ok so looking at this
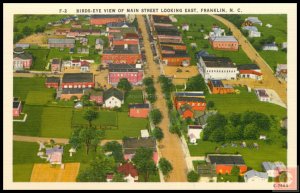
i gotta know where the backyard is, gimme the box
[174,15,252,65]
[26,48,50,71]
[121,90,145,111]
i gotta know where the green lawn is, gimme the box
[121,90,144,111]
[40,107,73,138]
[188,140,287,171]
[25,91,54,105]
[26,49,50,71]
[174,15,252,65]
[13,141,45,182]
[13,105,43,136]
[13,77,54,101]
[240,14,287,70]
[205,86,287,119]
[72,110,118,128]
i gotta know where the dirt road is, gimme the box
[210,15,287,105]
[137,15,188,182]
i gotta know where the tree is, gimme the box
[228,113,241,127]
[117,78,132,92]
[22,26,33,36]
[230,166,240,176]
[243,123,259,140]
[158,158,173,178]
[187,170,199,182]
[225,124,242,141]
[207,101,215,110]
[169,124,181,137]
[77,154,115,182]
[152,127,164,141]
[70,96,78,101]
[79,126,96,155]
[103,141,124,163]
[69,127,82,149]
[147,94,156,103]
[91,130,104,152]
[185,75,208,93]
[210,128,225,142]
[83,110,98,127]
[150,109,163,125]
[145,85,156,95]
[143,77,154,86]
[112,173,126,182]
[132,147,157,182]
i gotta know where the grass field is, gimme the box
[26,49,50,70]
[40,107,73,138]
[72,110,118,128]
[205,86,287,119]
[121,90,144,111]
[240,14,287,70]
[13,141,45,182]
[174,15,252,65]
[188,139,287,171]
[25,91,54,105]
[13,105,43,136]
[13,77,54,101]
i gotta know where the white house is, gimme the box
[198,56,238,82]
[262,162,286,177]
[242,26,261,38]
[238,64,263,80]
[255,89,270,102]
[244,170,268,183]
[209,27,225,38]
[259,135,267,140]
[182,23,189,31]
[187,125,203,144]
[262,43,279,51]
[245,17,263,26]
[141,129,149,138]
[103,87,124,108]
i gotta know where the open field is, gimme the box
[25,91,54,105]
[188,139,287,171]
[205,86,287,119]
[174,15,252,65]
[163,66,200,85]
[30,163,80,182]
[41,107,73,138]
[121,90,145,111]
[72,110,118,128]
[13,77,54,101]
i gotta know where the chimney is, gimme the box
[124,44,128,50]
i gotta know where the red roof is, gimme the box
[72,59,80,63]
[117,163,138,177]
[106,173,114,180]
[80,60,90,66]
[239,70,262,76]
[124,33,139,39]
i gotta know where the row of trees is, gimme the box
[185,75,208,94]
[219,14,244,28]
[203,111,271,142]
[143,77,157,103]
[252,35,277,51]
[14,25,46,43]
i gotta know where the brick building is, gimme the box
[209,36,239,51]
[129,103,150,118]
[154,25,183,43]
[51,58,61,72]
[90,15,126,25]
[62,73,94,89]
[208,79,235,94]
[45,77,60,89]
[85,89,104,104]
[161,51,190,66]
[102,44,141,65]
[13,47,32,70]
[108,64,144,85]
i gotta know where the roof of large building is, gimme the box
[244,170,268,179]
[209,79,224,88]
[13,52,32,60]
[176,96,206,103]
[155,26,180,36]
[91,15,126,19]
[48,38,75,44]
[210,36,238,42]
[197,164,217,177]
[107,21,130,28]
[201,56,235,68]
[46,77,60,83]
[123,137,156,154]
[62,73,93,83]
[208,155,246,165]
[152,15,172,24]
[162,50,189,58]
[237,64,260,70]
[103,44,140,54]
[108,64,141,72]
[103,87,124,101]
[175,91,204,98]
[117,163,138,177]
[61,88,87,94]
[129,103,150,109]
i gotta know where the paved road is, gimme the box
[137,15,188,182]
[210,15,287,105]
[13,135,121,146]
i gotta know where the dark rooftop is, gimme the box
[175,92,204,98]
[201,56,235,68]
[237,64,260,70]
[46,77,60,83]
[129,103,150,109]
[210,80,224,88]
[162,50,189,58]
[155,26,180,36]
[123,137,156,154]
[13,101,20,108]
[198,164,217,177]
[103,44,140,54]
[152,15,172,24]
[208,155,246,165]
[62,88,87,94]
[103,87,124,101]
[256,89,269,97]
[108,64,141,72]
[176,97,206,103]
[62,73,93,83]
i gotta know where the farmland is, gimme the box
[25,91,54,105]
[174,15,252,65]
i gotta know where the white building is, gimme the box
[187,125,203,144]
[197,56,238,82]
[238,64,263,80]
[209,27,225,38]
[103,87,124,108]
[242,26,261,38]
[141,129,150,138]
[244,170,268,183]
[262,43,279,51]
[182,23,189,31]
[245,17,263,26]
[255,89,270,102]
[262,161,287,177]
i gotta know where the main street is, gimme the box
[210,15,287,105]
[137,15,188,182]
